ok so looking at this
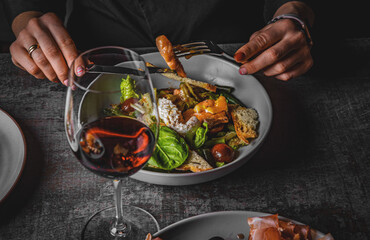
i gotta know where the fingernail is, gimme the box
[239,67,247,75]
[63,79,69,86]
[76,66,85,76]
[234,52,246,62]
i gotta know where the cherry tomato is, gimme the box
[211,143,234,163]
[121,97,138,112]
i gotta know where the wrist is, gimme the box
[273,1,314,28]
[12,11,43,37]
[268,13,313,48]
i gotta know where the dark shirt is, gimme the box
[2,0,308,50]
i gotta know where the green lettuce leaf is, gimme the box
[193,122,208,149]
[120,75,139,103]
[185,122,208,149]
[185,121,201,148]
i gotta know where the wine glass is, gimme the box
[64,46,159,239]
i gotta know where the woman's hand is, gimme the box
[234,1,314,81]
[234,19,313,81]
[9,12,78,85]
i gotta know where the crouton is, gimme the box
[176,150,213,172]
[231,106,259,144]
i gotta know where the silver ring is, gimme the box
[27,44,39,57]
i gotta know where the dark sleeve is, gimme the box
[1,0,66,25]
[263,0,313,23]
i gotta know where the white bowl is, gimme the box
[130,53,273,186]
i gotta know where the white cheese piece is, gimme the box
[158,98,199,134]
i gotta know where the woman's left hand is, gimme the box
[234,18,313,81]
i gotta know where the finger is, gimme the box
[40,13,78,67]
[274,60,313,81]
[11,56,25,70]
[263,47,311,76]
[10,38,47,79]
[28,17,69,84]
[234,28,281,63]
[235,27,268,63]
[10,44,46,79]
[30,47,59,83]
[239,38,298,75]
[240,31,263,62]
[64,54,85,90]
[71,54,86,78]
[249,24,273,41]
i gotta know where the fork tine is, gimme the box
[174,45,209,54]
[174,41,206,49]
[173,40,230,59]
[174,41,210,57]
[176,49,211,58]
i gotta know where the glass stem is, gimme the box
[110,179,129,237]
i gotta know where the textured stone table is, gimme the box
[0,40,369,240]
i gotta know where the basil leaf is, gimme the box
[185,121,201,148]
[194,123,208,148]
[148,126,189,170]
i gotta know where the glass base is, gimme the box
[81,205,160,239]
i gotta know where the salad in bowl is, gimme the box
[105,35,260,174]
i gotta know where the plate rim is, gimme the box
[137,52,273,177]
[0,108,27,204]
[153,210,325,238]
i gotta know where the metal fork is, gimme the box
[173,40,236,62]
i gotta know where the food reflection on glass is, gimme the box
[78,116,156,178]
[65,46,159,239]
[77,74,157,179]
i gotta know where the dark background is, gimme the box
[1,1,370,53]
[0,2,13,52]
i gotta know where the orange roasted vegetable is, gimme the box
[193,96,229,128]
[182,108,195,122]
[156,35,187,78]
[194,111,229,128]
[194,96,227,114]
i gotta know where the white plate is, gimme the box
[0,109,26,203]
[153,211,326,240]
[130,53,273,185]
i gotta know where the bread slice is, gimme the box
[161,72,217,92]
[231,106,259,144]
[176,150,213,172]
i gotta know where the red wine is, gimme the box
[75,116,155,179]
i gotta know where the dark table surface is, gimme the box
[0,39,369,240]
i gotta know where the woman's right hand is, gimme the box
[10,12,78,85]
